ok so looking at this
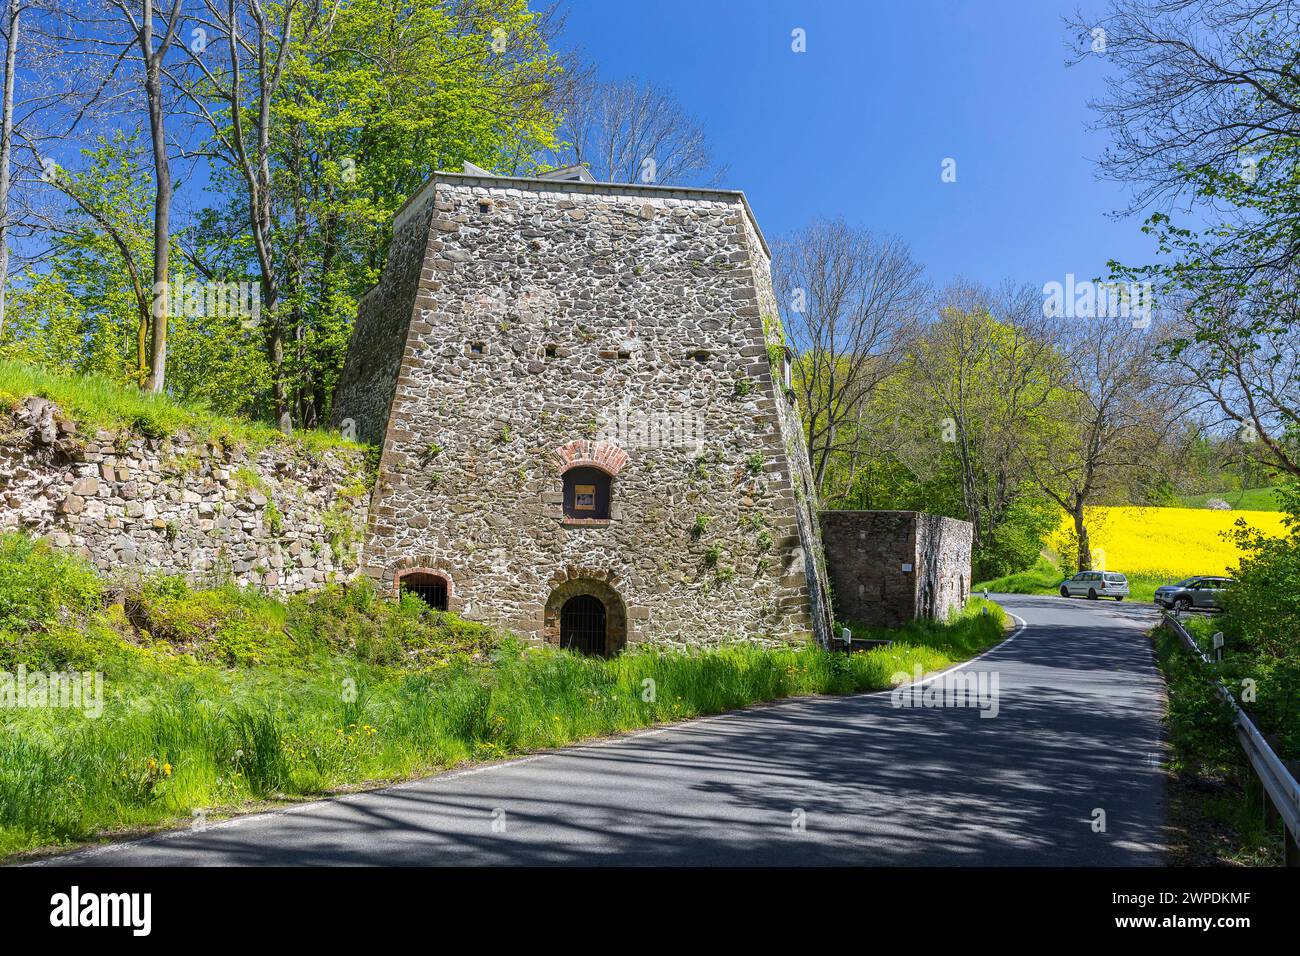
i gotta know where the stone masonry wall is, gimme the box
[0,398,371,592]
[348,172,828,647]
[332,182,441,446]
[738,210,835,645]
[820,510,973,627]
[914,513,974,621]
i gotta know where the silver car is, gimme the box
[1059,570,1130,601]
[1153,576,1233,611]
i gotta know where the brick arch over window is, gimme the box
[542,569,628,657]
[391,559,458,612]
[553,439,629,476]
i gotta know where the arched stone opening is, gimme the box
[396,568,452,611]
[553,438,629,476]
[543,578,628,657]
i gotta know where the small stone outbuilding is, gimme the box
[820,510,973,628]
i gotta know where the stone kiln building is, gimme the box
[333,163,834,653]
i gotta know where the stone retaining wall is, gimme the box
[0,397,371,592]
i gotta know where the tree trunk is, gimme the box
[0,0,19,343]
[1073,501,1092,572]
[138,1,178,396]
[144,55,171,394]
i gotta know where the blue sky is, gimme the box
[561,0,1153,292]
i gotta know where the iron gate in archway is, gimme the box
[560,594,607,656]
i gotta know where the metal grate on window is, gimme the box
[400,573,448,611]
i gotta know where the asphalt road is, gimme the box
[44,593,1168,866]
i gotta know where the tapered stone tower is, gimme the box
[333,163,831,652]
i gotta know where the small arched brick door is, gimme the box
[399,572,449,611]
[560,594,606,655]
[543,577,627,656]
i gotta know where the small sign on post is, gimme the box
[1212,631,1225,663]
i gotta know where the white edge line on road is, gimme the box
[30,605,1030,866]
[891,607,1028,693]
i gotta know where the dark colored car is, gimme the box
[1153,576,1234,611]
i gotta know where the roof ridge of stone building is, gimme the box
[388,167,771,259]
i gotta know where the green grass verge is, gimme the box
[975,556,1061,595]
[975,556,1171,602]
[0,533,1009,858]
[0,359,363,454]
[840,600,1009,664]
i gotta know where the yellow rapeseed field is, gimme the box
[1050,506,1288,578]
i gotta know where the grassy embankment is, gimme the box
[1152,618,1283,865]
[0,359,360,453]
[976,556,1169,603]
[1178,487,1282,511]
[0,532,1009,859]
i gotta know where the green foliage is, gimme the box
[231,0,562,425]
[300,581,497,669]
[812,306,1065,580]
[1196,486,1300,755]
[840,596,1007,659]
[1179,488,1283,512]
[0,535,103,637]
[973,496,1059,581]
[1,133,153,387]
[263,502,284,537]
[232,467,268,494]
[975,556,1171,604]
[2,1,566,430]
[1,134,271,407]
[1154,625,1246,776]
[323,500,363,560]
[0,536,115,672]
[1153,622,1283,864]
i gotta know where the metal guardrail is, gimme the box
[1161,612,1300,865]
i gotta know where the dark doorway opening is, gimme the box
[560,594,607,655]
[400,572,448,611]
